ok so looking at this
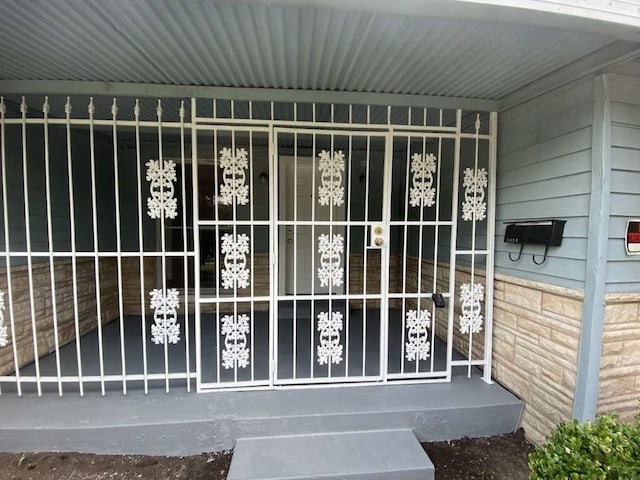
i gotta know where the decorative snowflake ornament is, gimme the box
[405,309,431,361]
[218,147,249,206]
[146,159,178,219]
[317,233,344,288]
[461,167,488,221]
[409,153,437,208]
[0,289,7,348]
[149,288,180,345]
[317,150,345,207]
[220,233,251,289]
[459,282,484,334]
[221,313,250,369]
[317,311,344,365]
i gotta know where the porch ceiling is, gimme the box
[0,0,639,102]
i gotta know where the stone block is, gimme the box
[504,284,542,313]
[542,292,582,320]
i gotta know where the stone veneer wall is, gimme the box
[0,259,119,376]
[597,293,640,423]
[492,273,583,444]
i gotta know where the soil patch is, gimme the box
[0,431,534,479]
[423,430,535,479]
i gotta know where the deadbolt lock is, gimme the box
[374,237,384,247]
[374,226,383,235]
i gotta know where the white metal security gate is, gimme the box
[0,95,494,396]
[193,101,496,391]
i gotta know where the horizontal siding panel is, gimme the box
[610,193,640,217]
[611,147,640,171]
[497,171,591,204]
[608,74,640,105]
[495,256,585,287]
[606,260,640,284]
[611,170,640,194]
[499,103,592,155]
[611,124,640,149]
[497,150,591,189]
[496,237,587,261]
[609,216,639,239]
[500,77,592,125]
[611,101,640,126]
[607,238,640,261]
[497,194,591,219]
[605,282,640,294]
[499,127,592,172]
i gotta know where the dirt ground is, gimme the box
[0,431,534,480]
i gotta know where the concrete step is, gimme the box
[227,429,435,480]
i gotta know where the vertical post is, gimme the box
[468,115,481,378]
[482,112,498,384]
[111,99,127,394]
[179,101,191,392]
[574,74,611,421]
[134,100,149,394]
[42,97,63,395]
[157,100,170,393]
[65,97,84,395]
[192,98,202,392]
[88,97,106,395]
[447,110,462,382]
[0,97,21,395]
[380,131,394,381]
[21,97,42,396]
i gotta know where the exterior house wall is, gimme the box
[595,73,640,421]
[496,77,593,290]
[495,76,594,442]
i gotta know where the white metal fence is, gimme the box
[0,95,496,396]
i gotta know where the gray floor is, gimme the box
[2,303,467,394]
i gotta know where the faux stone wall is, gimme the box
[492,273,583,444]
[0,259,119,376]
[597,293,640,423]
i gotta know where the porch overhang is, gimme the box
[1,0,639,108]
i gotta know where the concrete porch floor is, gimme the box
[0,306,523,456]
[2,304,460,394]
[0,374,523,456]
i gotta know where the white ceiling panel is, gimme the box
[0,0,631,100]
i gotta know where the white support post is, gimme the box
[0,97,21,396]
[88,97,106,396]
[21,97,42,396]
[65,97,84,396]
[134,100,149,394]
[111,99,127,395]
[42,96,63,396]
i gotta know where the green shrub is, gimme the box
[529,414,640,479]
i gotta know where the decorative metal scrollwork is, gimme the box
[220,233,251,289]
[149,288,180,345]
[221,313,250,369]
[317,150,345,207]
[459,283,484,334]
[146,159,178,219]
[218,147,249,206]
[317,311,343,365]
[405,309,431,361]
[317,233,344,288]
[409,153,437,208]
[461,168,488,222]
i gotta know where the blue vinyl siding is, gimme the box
[495,78,594,290]
[605,74,640,293]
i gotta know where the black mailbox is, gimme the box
[504,220,566,264]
